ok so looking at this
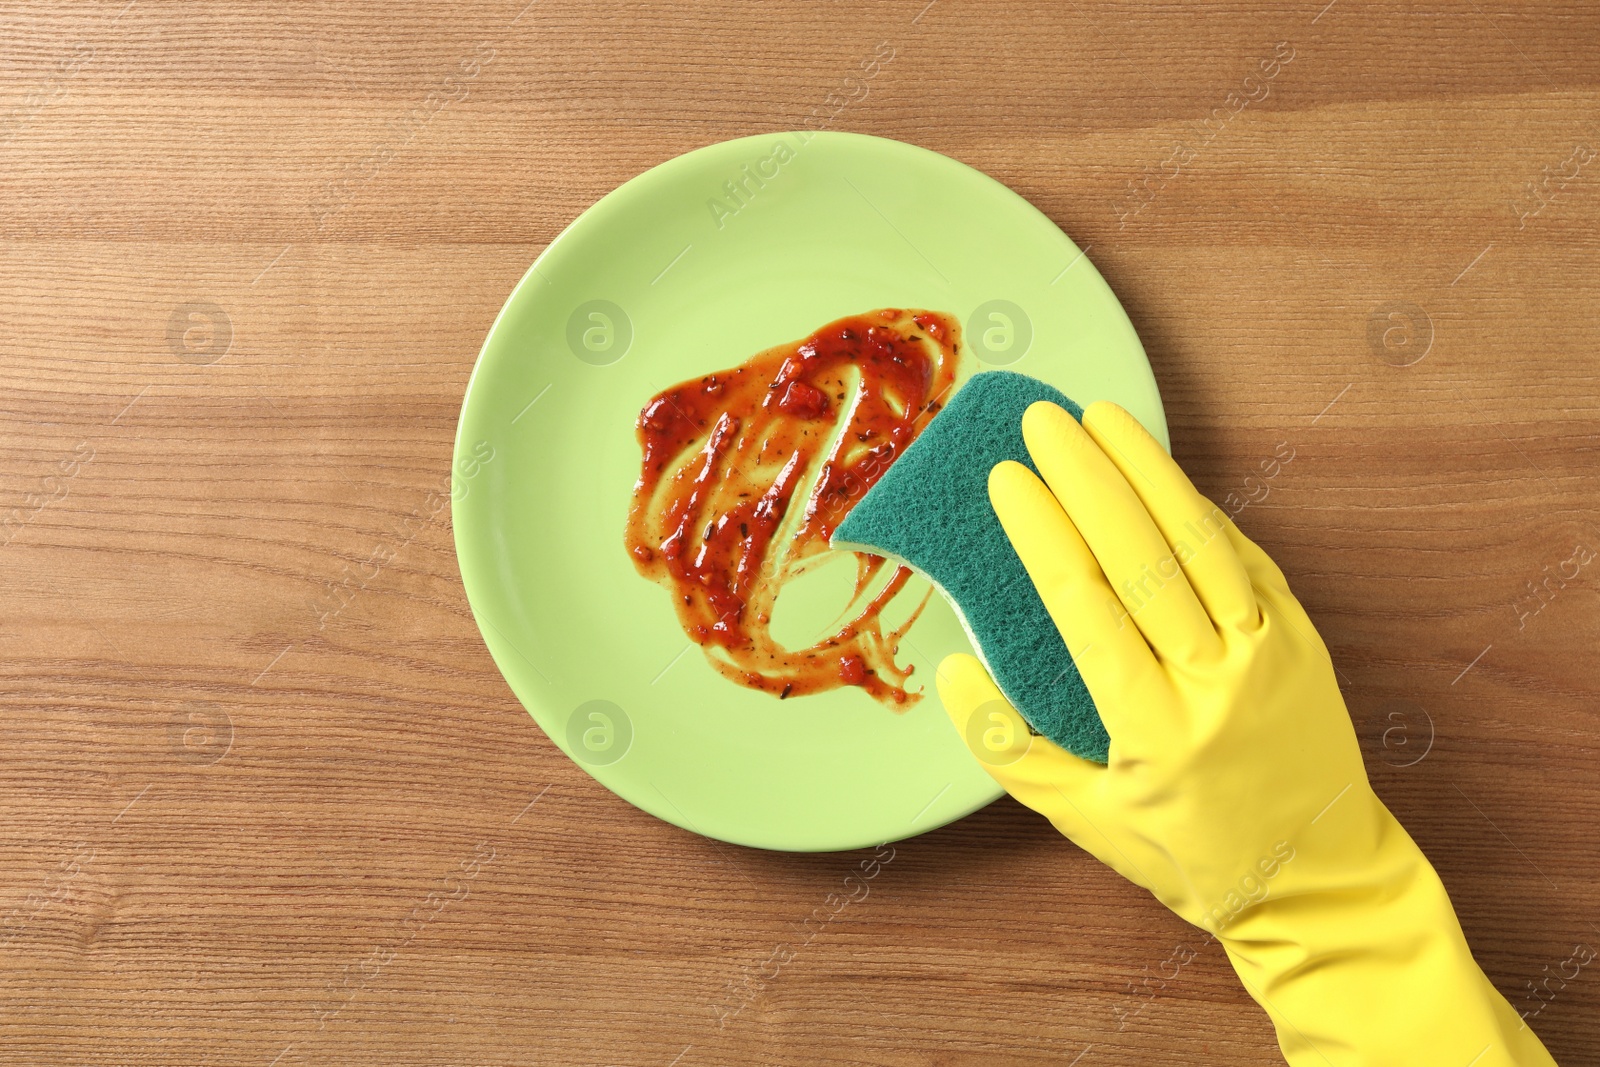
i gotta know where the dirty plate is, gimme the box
[452,131,1163,851]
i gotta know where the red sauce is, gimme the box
[624,308,963,707]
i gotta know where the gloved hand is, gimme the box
[936,399,1557,1067]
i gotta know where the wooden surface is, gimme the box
[2,1,1598,1063]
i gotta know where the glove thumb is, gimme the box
[935,652,1108,842]
[935,653,1035,768]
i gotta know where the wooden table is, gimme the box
[3,2,1597,1063]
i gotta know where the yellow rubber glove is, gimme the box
[936,399,1557,1067]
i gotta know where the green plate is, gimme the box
[452,131,1164,852]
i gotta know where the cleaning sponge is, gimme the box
[832,370,1109,762]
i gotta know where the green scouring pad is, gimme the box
[832,370,1109,763]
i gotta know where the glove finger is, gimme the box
[1223,524,1335,666]
[987,460,1168,743]
[1224,521,1294,599]
[934,653,1104,836]
[1080,401,1260,634]
[1021,401,1222,665]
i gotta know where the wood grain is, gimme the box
[2,1,1598,1063]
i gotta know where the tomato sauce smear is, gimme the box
[624,308,963,708]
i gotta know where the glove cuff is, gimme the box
[1214,794,1557,1067]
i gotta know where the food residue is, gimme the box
[623,308,963,707]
